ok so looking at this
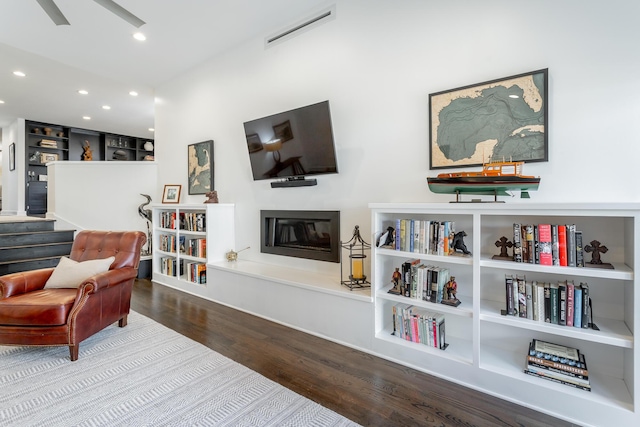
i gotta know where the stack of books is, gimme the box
[524,339,590,391]
[39,139,58,148]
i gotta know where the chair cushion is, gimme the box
[44,256,115,289]
[0,289,77,326]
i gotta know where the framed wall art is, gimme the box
[187,140,214,195]
[9,143,15,171]
[429,68,548,169]
[162,184,182,204]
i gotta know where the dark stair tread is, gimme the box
[0,255,64,266]
[0,241,74,250]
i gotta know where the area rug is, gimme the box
[0,311,360,427]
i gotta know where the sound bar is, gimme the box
[271,178,317,188]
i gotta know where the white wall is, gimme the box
[155,0,640,275]
[47,161,157,246]
[1,119,25,215]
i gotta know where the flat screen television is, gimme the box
[243,100,338,185]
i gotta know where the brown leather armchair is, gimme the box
[0,230,146,361]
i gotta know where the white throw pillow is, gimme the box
[44,256,115,289]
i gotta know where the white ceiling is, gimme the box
[0,0,329,137]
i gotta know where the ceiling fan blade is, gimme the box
[93,0,146,28]
[36,0,70,25]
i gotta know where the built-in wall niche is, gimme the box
[260,210,340,263]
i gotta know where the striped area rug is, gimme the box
[0,311,359,427]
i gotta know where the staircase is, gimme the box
[0,218,75,275]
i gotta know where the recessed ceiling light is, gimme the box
[102,105,111,110]
[509,94,519,99]
[129,91,138,96]
[78,89,89,95]
[82,116,91,120]
[13,71,26,77]
[133,32,146,41]
[148,128,155,132]
[0,100,5,104]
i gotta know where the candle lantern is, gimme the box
[340,225,371,290]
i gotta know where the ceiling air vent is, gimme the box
[265,5,336,48]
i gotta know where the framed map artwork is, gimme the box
[429,69,548,169]
[188,140,214,195]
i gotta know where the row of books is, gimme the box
[391,304,447,350]
[185,238,206,258]
[39,139,58,148]
[524,339,590,391]
[185,262,207,284]
[158,211,206,232]
[504,276,591,328]
[159,234,176,253]
[513,223,585,267]
[181,212,206,232]
[391,219,457,256]
[393,259,453,305]
[159,256,182,277]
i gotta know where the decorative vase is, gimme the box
[144,141,154,151]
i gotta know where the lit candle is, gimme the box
[352,257,364,280]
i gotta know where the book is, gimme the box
[575,230,584,267]
[537,224,553,266]
[532,339,581,363]
[580,283,590,329]
[523,369,591,392]
[549,283,559,324]
[525,364,590,385]
[395,219,401,250]
[535,281,545,321]
[505,275,516,315]
[525,281,533,320]
[558,281,567,326]
[533,225,540,264]
[551,224,559,266]
[544,282,551,323]
[521,225,530,264]
[517,276,527,318]
[566,224,576,267]
[557,225,568,266]
[513,223,522,262]
[526,358,589,380]
[524,224,534,264]
[573,286,583,328]
[566,280,575,327]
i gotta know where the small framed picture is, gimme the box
[9,143,15,171]
[40,152,59,163]
[273,120,293,142]
[162,184,182,204]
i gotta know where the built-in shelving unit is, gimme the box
[24,120,154,216]
[151,204,235,291]
[370,203,639,427]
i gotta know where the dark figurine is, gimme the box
[452,231,470,255]
[584,240,613,269]
[204,191,219,204]
[388,267,402,295]
[377,226,395,248]
[442,276,461,306]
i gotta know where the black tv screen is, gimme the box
[243,101,338,181]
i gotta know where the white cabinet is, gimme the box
[370,203,639,427]
[152,204,235,290]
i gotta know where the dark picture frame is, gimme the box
[162,184,182,204]
[273,120,293,142]
[187,140,214,195]
[246,133,263,153]
[429,68,548,169]
[9,142,15,171]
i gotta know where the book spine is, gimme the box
[526,359,589,380]
[581,283,590,328]
[513,223,522,262]
[518,276,527,318]
[505,275,515,315]
[575,230,584,267]
[544,282,551,323]
[523,370,591,392]
[573,287,583,328]
[395,219,401,251]
[525,281,533,320]
[558,281,567,326]
[566,224,576,267]
[525,224,534,264]
[521,225,530,264]
[536,282,545,322]
[558,225,568,266]
[566,281,575,327]
[538,224,553,266]
[551,224,559,266]
[550,284,559,324]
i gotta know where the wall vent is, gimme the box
[265,5,336,48]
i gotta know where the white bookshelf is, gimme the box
[370,203,639,427]
[152,203,235,290]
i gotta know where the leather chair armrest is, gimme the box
[0,268,55,299]
[78,267,139,294]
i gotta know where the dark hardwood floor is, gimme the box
[131,279,577,427]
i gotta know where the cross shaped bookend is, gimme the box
[584,240,614,269]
